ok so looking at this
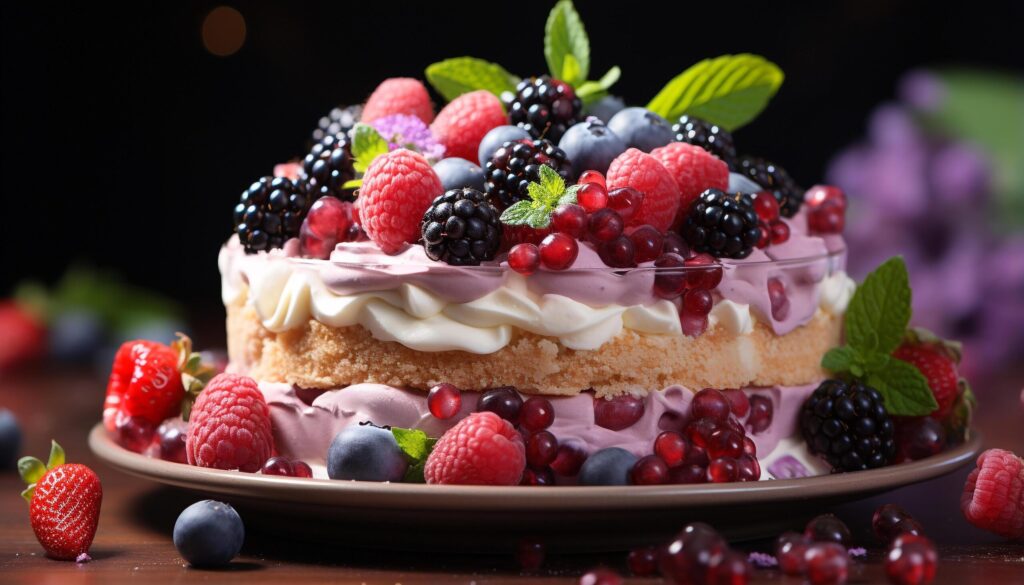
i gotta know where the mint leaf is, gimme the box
[537,165,565,204]
[865,357,939,416]
[821,346,856,372]
[391,427,434,461]
[404,461,426,484]
[845,257,911,355]
[524,209,552,229]
[544,0,589,86]
[425,57,520,102]
[500,201,535,225]
[646,54,784,131]
[557,185,580,207]
[351,124,390,174]
[576,66,621,105]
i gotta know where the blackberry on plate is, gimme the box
[484,138,573,209]
[733,155,803,218]
[301,132,357,201]
[672,115,737,167]
[800,379,896,472]
[680,189,761,259]
[233,176,311,253]
[311,104,362,143]
[504,76,584,143]
[421,188,502,265]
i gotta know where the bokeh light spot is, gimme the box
[202,6,246,57]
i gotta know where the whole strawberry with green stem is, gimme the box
[18,441,102,561]
[893,327,966,422]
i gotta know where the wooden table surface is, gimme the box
[2,367,1023,584]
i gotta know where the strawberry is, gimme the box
[19,441,102,561]
[892,328,962,420]
[0,301,46,372]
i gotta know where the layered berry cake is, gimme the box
[104,1,973,486]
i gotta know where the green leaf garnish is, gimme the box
[500,165,579,229]
[351,124,390,175]
[576,66,622,105]
[544,0,589,86]
[390,427,438,484]
[821,346,857,372]
[425,57,520,102]
[865,358,938,416]
[646,54,784,131]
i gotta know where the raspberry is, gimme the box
[649,142,730,221]
[605,148,681,232]
[186,373,274,472]
[424,412,526,485]
[430,90,507,162]
[960,448,1024,539]
[104,340,184,430]
[892,343,960,420]
[360,78,434,125]
[359,149,444,253]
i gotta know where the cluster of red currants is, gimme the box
[751,191,792,248]
[806,185,847,236]
[627,522,752,583]
[299,196,365,259]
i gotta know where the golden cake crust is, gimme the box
[227,289,839,397]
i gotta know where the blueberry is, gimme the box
[578,447,638,486]
[607,107,673,152]
[48,310,105,363]
[0,409,22,470]
[173,500,244,567]
[433,158,486,192]
[584,95,626,123]
[728,172,763,194]
[478,125,531,166]
[327,425,408,482]
[558,119,627,175]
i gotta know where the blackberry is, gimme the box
[421,188,502,266]
[311,104,362,143]
[504,76,583,143]
[800,379,896,472]
[733,155,803,218]
[233,176,311,253]
[483,138,573,209]
[672,115,737,166]
[301,132,356,201]
[680,189,761,259]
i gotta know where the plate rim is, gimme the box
[89,423,981,511]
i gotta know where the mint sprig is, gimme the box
[821,257,938,416]
[544,0,589,86]
[425,57,520,102]
[391,427,437,484]
[341,124,391,191]
[499,165,579,229]
[646,54,784,131]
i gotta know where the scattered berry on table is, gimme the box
[649,141,730,223]
[300,132,356,202]
[0,409,22,470]
[539,232,579,270]
[803,542,849,585]
[173,500,244,568]
[233,176,312,253]
[477,125,531,167]
[311,103,362,143]
[520,397,555,432]
[960,448,1024,539]
[327,424,408,482]
[672,115,737,167]
[800,379,897,472]
[804,514,853,547]
[525,431,559,469]
[593,394,645,430]
[359,149,443,254]
[433,157,486,192]
[776,531,811,575]
[477,386,524,425]
[630,454,669,485]
[873,504,924,544]
[658,523,728,584]
[186,373,274,472]
[557,118,626,176]
[680,189,761,260]
[361,77,434,124]
[733,155,803,218]
[606,107,673,152]
[584,95,625,123]
[627,546,658,576]
[421,188,502,265]
[710,550,753,584]
[431,90,507,162]
[885,534,938,585]
[894,416,946,462]
[484,138,573,209]
[508,243,541,275]
[578,447,638,486]
[892,341,960,421]
[425,412,526,486]
[104,339,183,445]
[516,539,545,572]
[427,383,462,420]
[606,148,681,232]
[579,567,623,585]
[504,76,583,143]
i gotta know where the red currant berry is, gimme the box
[599,235,637,268]
[628,225,664,263]
[606,187,644,224]
[292,460,313,478]
[520,466,556,486]
[680,311,709,337]
[630,455,669,485]
[477,386,523,425]
[685,418,720,448]
[769,220,790,245]
[708,550,751,585]
[895,417,946,462]
[427,383,462,420]
[116,414,156,454]
[668,463,707,484]
[808,205,845,235]
[627,546,658,576]
[805,185,847,212]
[520,397,555,432]
[683,288,713,316]
[153,421,187,464]
[721,389,750,418]
[526,430,559,468]
[579,567,622,585]
[736,454,761,481]
[684,253,724,290]
[706,428,744,459]
[742,436,757,457]
[746,395,774,434]
[886,534,937,585]
[516,539,545,571]
[752,191,781,222]
[662,231,692,258]
[508,243,541,275]
[775,531,810,575]
[659,523,727,584]
[551,204,588,239]
[262,456,295,476]
[539,233,578,270]
[654,431,689,467]
[707,457,738,483]
[653,253,688,299]
[767,278,789,320]
[872,504,921,543]
[593,394,645,430]
[550,444,588,477]
[587,208,624,242]
[805,514,852,547]
[756,224,770,249]
[578,170,606,189]
[577,182,609,213]
[683,444,709,468]
[804,542,849,585]
[691,388,732,421]
[306,196,352,239]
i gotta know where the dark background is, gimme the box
[3,1,1022,317]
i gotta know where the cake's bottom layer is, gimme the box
[259,381,831,482]
[228,296,841,397]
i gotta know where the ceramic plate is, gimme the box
[89,424,981,551]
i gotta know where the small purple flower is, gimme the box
[748,551,778,568]
[768,455,811,479]
[370,114,445,161]
[847,547,867,559]
[899,69,947,112]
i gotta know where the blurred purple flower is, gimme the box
[899,69,947,112]
[370,114,445,161]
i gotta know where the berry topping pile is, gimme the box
[421,188,502,265]
[233,176,311,253]
[505,75,584,143]
[484,138,574,208]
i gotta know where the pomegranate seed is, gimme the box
[746,395,774,434]
[520,467,556,485]
[756,224,770,249]
[606,187,644,224]
[708,457,738,482]
[587,208,624,242]
[659,523,727,584]
[262,456,295,476]
[805,185,847,211]
[736,454,761,481]
[577,182,609,212]
[895,416,946,462]
[685,418,720,448]
[684,444,709,467]
[808,204,845,235]
[742,436,757,457]
[653,252,688,299]
[477,386,523,425]
[630,455,669,485]
[627,546,658,576]
[629,225,664,263]
[153,421,187,464]
[508,243,541,275]
[692,388,732,421]
[680,312,709,337]
[776,531,810,575]
[578,170,606,189]
[299,225,333,259]
[804,542,849,585]
[752,191,780,222]
[669,464,707,484]
[516,539,545,571]
[767,278,789,320]
[116,414,156,454]
[580,567,622,585]
[427,383,462,420]
[873,504,923,543]
[804,514,852,547]
[722,389,750,417]
[708,550,751,585]
[539,233,579,270]
[551,204,588,239]
[683,288,713,316]
[593,394,645,430]
[706,428,744,459]
[684,253,724,290]
[662,231,692,258]
[599,236,636,268]
[306,196,352,239]
[654,431,688,467]
[769,220,790,245]
[526,430,559,468]
[292,460,313,478]
[550,444,588,476]
[886,534,937,585]
[520,397,555,432]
